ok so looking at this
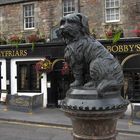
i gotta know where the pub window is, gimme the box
[105,0,120,22]
[23,4,35,29]
[17,62,41,92]
[63,0,78,16]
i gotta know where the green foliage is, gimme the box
[112,30,123,44]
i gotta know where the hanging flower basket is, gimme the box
[35,59,52,74]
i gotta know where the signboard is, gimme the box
[0,43,65,58]
[0,49,28,57]
[105,44,140,53]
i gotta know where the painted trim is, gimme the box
[0,59,7,90]
[10,57,47,107]
[121,54,140,67]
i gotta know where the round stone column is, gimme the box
[61,88,129,140]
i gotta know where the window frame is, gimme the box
[23,3,35,30]
[105,0,120,23]
[16,61,41,92]
[62,0,78,16]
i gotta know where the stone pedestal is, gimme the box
[61,88,129,140]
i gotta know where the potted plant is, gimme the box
[105,25,123,43]
[8,33,25,47]
[27,33,40,50]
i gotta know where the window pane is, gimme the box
[30,64,40,90]
[64,6,67,12]
[20,65,28,90]
[111,1,114,7]
[72,6,75,11]
[110,14,115,20]
[116,14,119,20]
[107,15,110,21]
[106,2,110,8]
[115,0,119,7]
[115,8,119,14]
[68,6,71,12]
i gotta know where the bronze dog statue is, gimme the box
[59,13,124,97]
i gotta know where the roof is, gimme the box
[0,0,31,5]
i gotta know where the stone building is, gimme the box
[0,0,140,109]
[0,0,140,40]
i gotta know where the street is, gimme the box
[0,121,140,140]
[0,121,72,140]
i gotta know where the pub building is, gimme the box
[0,0,140,110]
[0,37,140,108]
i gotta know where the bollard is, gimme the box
[61,88,129,140]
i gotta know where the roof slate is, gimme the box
[0,0,31,5]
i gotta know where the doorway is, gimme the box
[122,54,140,102]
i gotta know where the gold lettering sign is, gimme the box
[106,44,140,53]
[0,50,28,57]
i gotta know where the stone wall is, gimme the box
[121,0,140,37]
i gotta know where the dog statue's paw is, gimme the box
[70,80,83,87]
[84,81,96,87]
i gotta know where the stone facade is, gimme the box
[0,0,140,40]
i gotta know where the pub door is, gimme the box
[47,71,70,107]
[124,72,140,102]
[132,72,140,102]
[47,71,71,107]
[123,55,140,103]
[47,59,73,107]
[47,72,56,107]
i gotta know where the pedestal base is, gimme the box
[61,88,129,140]
[64,109,124,140]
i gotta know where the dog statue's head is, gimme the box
[58,13,90,44]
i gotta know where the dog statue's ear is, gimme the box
[76,13,90,35]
